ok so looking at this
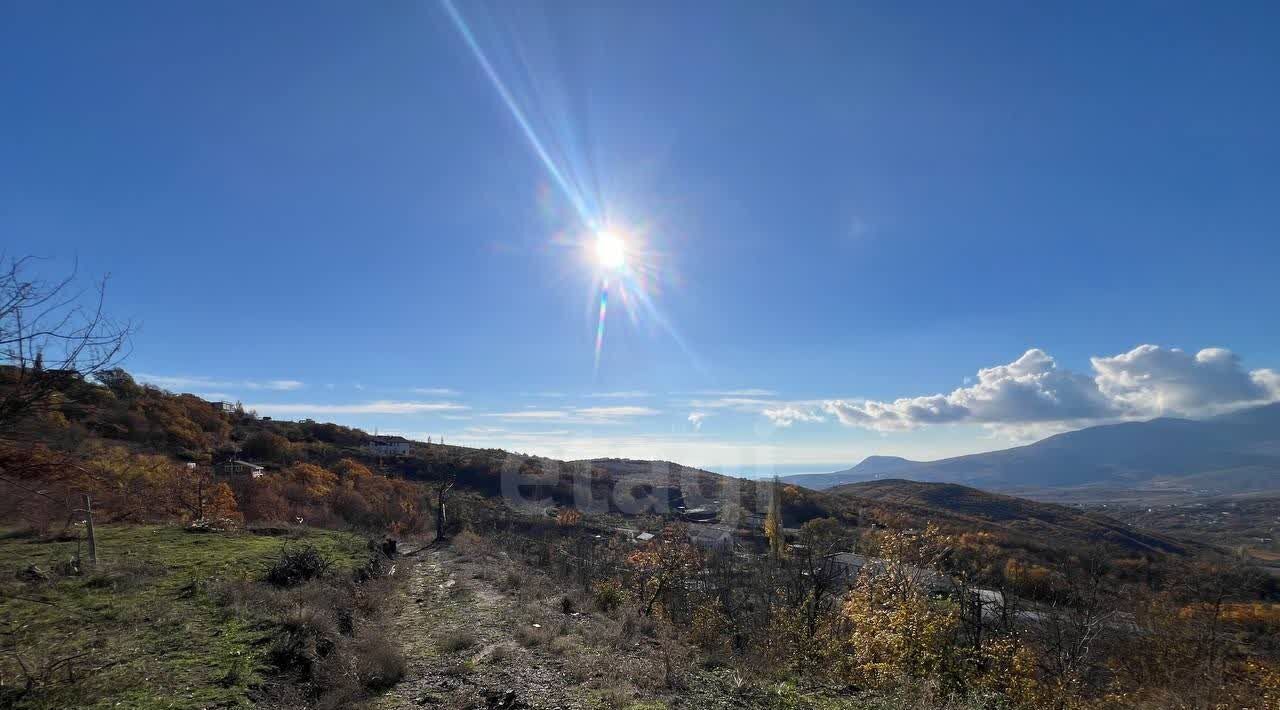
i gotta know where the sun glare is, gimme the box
[595,231,626,271]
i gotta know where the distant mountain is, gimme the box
[832,479,1189,554]
[779,455,922,490]
[783,403,1280,495]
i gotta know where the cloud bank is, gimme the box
[787,345,1278,432]
[763,405,826,427]
[138,374,305,392]
[247,401,468,416]
[485,406,661,424]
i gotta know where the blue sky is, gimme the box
[4,1,1278,475]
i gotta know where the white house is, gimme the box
[214,460,265,479]
[365,437,413,456]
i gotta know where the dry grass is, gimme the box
[549,634,583,656]
[436,629,478,654]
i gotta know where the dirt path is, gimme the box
[368,546,596,710]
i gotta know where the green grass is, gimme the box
[0,524,369,710]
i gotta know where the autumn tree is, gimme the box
[837,526,989,691]
[242,431,292,462]
[555,507,583,527]
[282,463,338,501]
[237,477,290,523]
[0,258,131,527]
[764,475,785,559]
[332,457,374,482]
[171,465,240,522]
[627,524,700,617]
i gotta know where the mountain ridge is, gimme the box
[782,403,1280,495]
[832,478,1191,554]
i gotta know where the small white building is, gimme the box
[365,438,413,457]
[214,460,265,479]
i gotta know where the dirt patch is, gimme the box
[369,546,603,710]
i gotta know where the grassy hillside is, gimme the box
[0,525,371,710]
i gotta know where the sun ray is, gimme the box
[441,0,595,227]
[442,1,698,373]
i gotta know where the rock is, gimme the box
[483,688,523,709]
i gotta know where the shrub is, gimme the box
[270,602,340,672]
[436,630,477,653]
[593,580,625,612]
[351,625,406,689]
[264,544,334,587]
[500,569,526,592]
[515,622,558,647]
[549,634,582,656]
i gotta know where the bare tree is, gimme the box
[788,518,853,639]
[0,256,132,439]
[1030,546,1117,701]
[434,471,456,541]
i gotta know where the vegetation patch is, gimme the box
[0,524,371,709]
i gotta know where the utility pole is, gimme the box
[81,493,97,565]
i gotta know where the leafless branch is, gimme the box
[0,255,133,440]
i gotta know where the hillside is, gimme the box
[6,367,1278,710]
[834,479,1191,555]
[784,404,1280,496]
[2,367,1200,564]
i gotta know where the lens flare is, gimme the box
[595,231,626,271]
[594,283,609,371]
[442,1,700,374]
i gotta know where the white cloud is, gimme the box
[487,410,572,421]
[763,405,826,427]
[688,412,709,430]
[587,390,651,398]
[814,345,1279,432]
[246,400,468,416]
[575,406,661,419]
[1253,369,1280,400]
[1092,345,1277,416]
[691,388,777,397]
[411,387,460,396]
[137,373,304,392]
[688,397,777,412]
[485,406,661,424]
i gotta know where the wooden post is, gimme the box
[82,493,97,565]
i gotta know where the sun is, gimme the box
[595,230,626,271]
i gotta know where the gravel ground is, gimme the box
[366,541,871,710]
